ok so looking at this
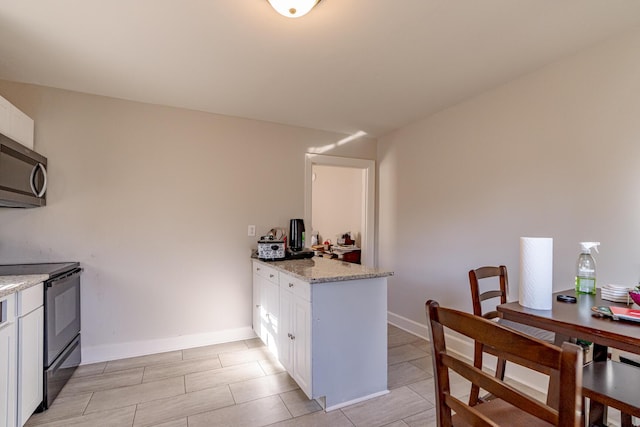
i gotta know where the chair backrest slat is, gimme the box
[437,307,560,370]
[441,352,557,424]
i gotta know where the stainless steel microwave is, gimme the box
[0,133,47,208]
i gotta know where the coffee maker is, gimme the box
[288,219,314,259]
[289,218,305,251]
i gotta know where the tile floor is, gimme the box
[26,325,442,427]
[23,324,626,427]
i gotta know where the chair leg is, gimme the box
[621,413,634,427]
[496,357,506,381]
[469,341,483,406]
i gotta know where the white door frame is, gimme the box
[304,154,376,267]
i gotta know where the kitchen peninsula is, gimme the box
[252,256,393,411]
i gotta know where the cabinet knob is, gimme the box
[270,274,275,278]
[255,304,260,308]
[287,333,292,338]
[289,283,294,288]
[256,267,261,271]
[290,334,296,340]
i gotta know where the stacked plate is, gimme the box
[601,283,632,303]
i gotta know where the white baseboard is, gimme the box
[82,326,257,364]
[324,390,390,412]
[387,311,428,339]
[387,310,548,395]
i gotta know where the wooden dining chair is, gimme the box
[426,300,583,427]
[468,265,556,405]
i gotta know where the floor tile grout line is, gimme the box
[276,392,295,422]
[81,391,94,416]
[339,407,357,426]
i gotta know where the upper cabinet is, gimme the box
[0,95,34,150]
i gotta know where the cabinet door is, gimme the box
[9,107,34,150]
[256,275,279,354]
[255,275,270,345]
[291,296,311,397]
[252,273,261,340]
[278,289,293,371]
[0,96,10,138]
[18,306,43,427]
[263,280,280,355]
[0,320,17,427]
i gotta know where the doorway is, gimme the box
[304,154,376,267]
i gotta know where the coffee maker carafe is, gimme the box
[289,219,305,252]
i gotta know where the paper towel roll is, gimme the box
[519,237,553,310]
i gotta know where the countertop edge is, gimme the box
[0,274,50,299]
[253,258,394,284]
[307,272,394,284]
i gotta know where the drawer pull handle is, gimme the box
[270,274,274,278]
[289,283,294,288]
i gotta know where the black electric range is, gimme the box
[0,262,79,278]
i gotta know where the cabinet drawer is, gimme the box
[0,293,16,325]
[253,262,278,283]
[280,274,310,302]
[17,283,43,316]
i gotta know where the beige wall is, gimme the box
[0,82,377,362]
[379,27,640,330]
[311,165,363,246]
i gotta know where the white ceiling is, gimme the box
[1,1,640,137]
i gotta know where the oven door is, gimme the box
[45,268,82,367]
[41,334,80,411]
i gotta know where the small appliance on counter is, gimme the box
[257,228,286,260]
[287,218,314,259]
[289,219,305,251]
[286,248,314,259]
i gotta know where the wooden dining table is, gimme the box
[498,288,640,426]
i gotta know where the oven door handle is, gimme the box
[46,268,83,288]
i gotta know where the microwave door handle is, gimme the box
[29,163,47,198]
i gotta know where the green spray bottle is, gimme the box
[575,242,599,294]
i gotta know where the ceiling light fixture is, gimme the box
[267,0,321,18]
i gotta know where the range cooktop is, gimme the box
[0,262,80,277]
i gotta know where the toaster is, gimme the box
[257,238,286,260]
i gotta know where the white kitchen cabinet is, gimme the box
[0,293,17,427]
[252,258,389,411]
[279,273,311,397]
[0,96,10,138]
[252,262,279,355]
[0,94,35,149]
[17,284,43,427]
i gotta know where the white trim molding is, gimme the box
[305,154,376,267]
[82,326,256,364]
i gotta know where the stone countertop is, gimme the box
[253,256,393,284]
[0,274,49,299]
